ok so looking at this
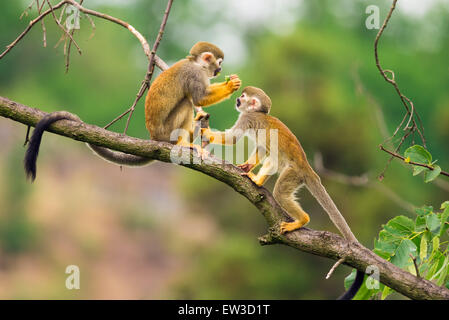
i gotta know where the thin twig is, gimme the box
[410,254,421,278]
[122,0,174,134]
[45,0,82,55]
[374,0,427,178]
[379,145,449,178]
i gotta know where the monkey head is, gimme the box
[188,41,224,78]
[236,86,272,114]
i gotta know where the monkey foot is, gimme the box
[280,220,306,234]
[240,172,262,187]
[238,163,255,173]
[194,110,210,122]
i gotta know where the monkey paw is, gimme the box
[279,221,303,234]
[194,110,210,122]
[227,74,242,91]
[238,163,255,173]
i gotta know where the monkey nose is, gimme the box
[236,98,241,107]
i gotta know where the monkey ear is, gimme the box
[201,52,213,63]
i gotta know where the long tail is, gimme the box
[24,111,80,181]
[305,171,363,300]
[305,174,357,242]
[338,270,364,300]
[24,111,153,181]
[86,144,154,167]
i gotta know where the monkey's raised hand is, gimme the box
[227,74,242,92]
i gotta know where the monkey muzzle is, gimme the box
[236,98,241,107]
[214,68,222,77]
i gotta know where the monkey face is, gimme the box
[235,92,261,113]
[198,52,222,78]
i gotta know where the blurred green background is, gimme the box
[0,0,448,299]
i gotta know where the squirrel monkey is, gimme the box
[24,42,241,180]
[201,86,364,300]
[89,41,241,165]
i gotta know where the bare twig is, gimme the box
[410,254,421,278]
[45,0,82,55]
[374,0,427,177]
[122,0,174,134]
[0,0,168,70]
[379,145,449,178]
[313,152,416,213]
[326,258,345,279]
[65,0,84,73]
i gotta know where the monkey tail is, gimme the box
[338,270,364,300]
[304,170,364,300]
[24,111,80,182]
[304,173,357,242]
[86,144,154,167]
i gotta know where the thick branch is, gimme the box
[0,96,448,300]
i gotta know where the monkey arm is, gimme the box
[195,77,241,107]
[201,128,237,146]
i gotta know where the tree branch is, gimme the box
[1,96,448,300]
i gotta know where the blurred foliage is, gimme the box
[0,0,449,299]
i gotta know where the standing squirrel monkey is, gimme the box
[24,42,241,180]
[201,86,364,299]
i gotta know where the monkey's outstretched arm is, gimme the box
[201,128,238,146]
[195,76,241,107]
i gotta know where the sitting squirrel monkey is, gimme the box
[24,42,241,180]
[201,86,364,299]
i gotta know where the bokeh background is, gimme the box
[0,0,448,299]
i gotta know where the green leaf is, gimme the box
[344,269,356,290]
[424,165,441,183]
[440,201,449,210]
[390,239,417,268]
[440,207,449,237]
[432,236,440,253]
[420,235,428,261]
[413,166,427,176]
[404,145,432,165]
[436,257,449,286]
[386,216,415,236]
[415,206,433,217]
[415,216,427,232]
[426,213,441,235]
[381,286,392,300]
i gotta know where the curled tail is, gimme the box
[24,111,80,181]
[304,169,363,300]
[24,111,153,181]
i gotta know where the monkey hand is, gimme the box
[238,163,255,173]
[194,110,210,122]
[201,127,214,143]
[226,74,242,92]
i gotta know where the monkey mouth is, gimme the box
[236,98,241,107]
[214,68,222,77]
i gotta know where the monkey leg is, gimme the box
[242,157,274,187]
[196,77,241,107]
[238,147,264,172]
[274,168,310,234]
